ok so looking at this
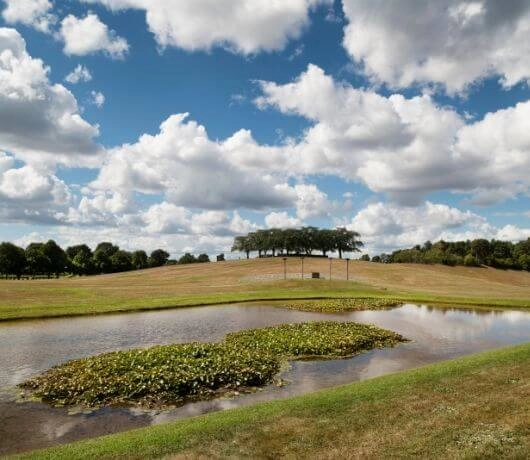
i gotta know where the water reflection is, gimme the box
[1,303,529,455]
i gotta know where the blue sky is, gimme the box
[1,0,530,257]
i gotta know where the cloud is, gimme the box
[90,90,105,108]
[0,152,71,224]
[59,13,129,59]
[65,64,92,84]
[341,0,530,93]
[265,211,301,228]
[293,183,331,219]
[349,201,530,254]
[82,0,330,54]
[256,64,530,205]
[14,224,238,257]
[0,28,102,167]
[1,0,56,33]
[91,113,298,210]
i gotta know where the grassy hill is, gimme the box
[1,258,530,321]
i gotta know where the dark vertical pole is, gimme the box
[283,257,287,280]
[346,258,350,281]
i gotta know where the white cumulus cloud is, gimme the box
[59,13,129,59]
[256,64,530,205]
[81,0,330,54]
[341,0,530,93]
[65,64,92,84]
[2,0,56,33]
[0,28,102,168]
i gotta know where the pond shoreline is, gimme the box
[1,295,528,324]
[1,303,529,457]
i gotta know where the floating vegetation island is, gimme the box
[279,298,401,313]
[21,321,407,408]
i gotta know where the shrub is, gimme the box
[464,254,478,267]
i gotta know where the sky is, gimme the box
[1,0,530,258]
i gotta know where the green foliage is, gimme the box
[25,242,49,276]
[42,240,68,277]
[0,242,26,278]
[21,322,406,408]
[232,227,363,259]
[149,249,170,268]
[131,250,149,270]
[178,253,197,264]
[93,242,119,273]
[110,250,133,273]
[224,322,405,359]
[67,245,94,275]
[197,253,210,263]
[464,254,478,267]
[0,240,173,278]
[377,238,530,272]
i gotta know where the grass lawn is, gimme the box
[15,342,530,459]
[1,258,530,321]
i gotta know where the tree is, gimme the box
[25,243,49,277]
[149,249,170,267]
[0,242,26,279]
[360,254,370,262]
[72,250,94,275]
[131,250,149,270]
[42,240,67,278]
[66,245,93,275]
[315,229,335,256]
[93,242,119,273]
[178,253,196,264]
[197,253,210,263]
[231,236,251,259]
[110,250,133,272]
[471,239,491,265]
[333,228,363,259]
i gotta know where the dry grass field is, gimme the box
[1,258,530,320]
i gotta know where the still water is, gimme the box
[1,303,529,455]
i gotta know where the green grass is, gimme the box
[15,343,530,459]
[20,321,405,408]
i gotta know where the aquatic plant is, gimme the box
[225,321,404,359]
[21,321,406,408]
[280,298,400,313]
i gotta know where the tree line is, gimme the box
[0,241,214,279]
[0,241,172,279]
[232,227,363,259]
[368,238,530,271]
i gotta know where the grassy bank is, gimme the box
[16,343,530,459]
[1,258,530,321]
[21,321,405,408]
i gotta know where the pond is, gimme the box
[1,303,529,455]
